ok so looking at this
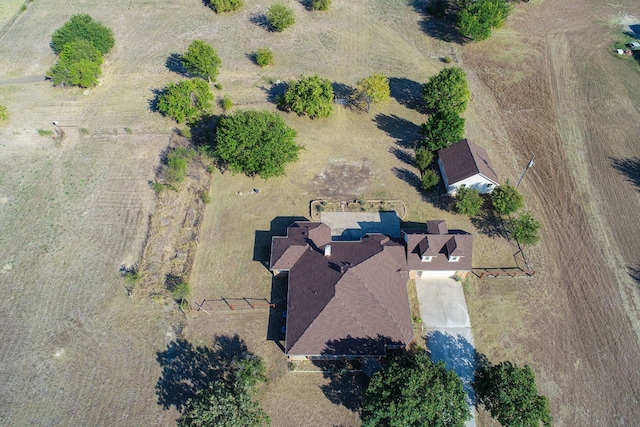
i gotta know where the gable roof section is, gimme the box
[438,139,499,185]
[270,222,331,271]
[405,230,473,271]
[284,233,413,356]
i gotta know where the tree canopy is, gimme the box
[423,67,470,114]
[457,0,512,41]
[156,79,213,124]
[351,74,390,111]
[215,110,302,179]
[281,75,334,119]
[178,356,270,427]
[51,14,115,55]
[414,146,434,173]
[492,180,524,215]
[181,40,222,82]
[266,3,295,32]
[509,211,541,246]
[420,109,465,152]
[455,186,483,216]
[47,40,104,87]
[362,347,471,427]
[475,361,552,427]
[210,0,243,13]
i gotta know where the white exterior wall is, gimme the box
[416,270,458,278]
[440,171,497,195]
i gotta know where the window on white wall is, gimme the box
[421,255,433,262]
[449,256,460,262]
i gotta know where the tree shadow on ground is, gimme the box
[389,146,415,166]
[426,330,490,407]
[266,274,288,352]
[155,334,253,411]
[250,13,271,31]
[313,335,403,413]
[148,88,164,113]
[629,266,640,285]
[259,81,288,106]
[332,82,353,100]
[165,52,187,76]
[611,157,640,192]
[189,114,220,148]
[410,0,466,44]
[393,166,422,189]
[374,113,421,148]
[470,197,509,239]
[253,216,308,269]
[389,77,427,113]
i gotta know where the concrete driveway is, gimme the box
[415,277,477,427]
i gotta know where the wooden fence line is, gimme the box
[188,297,275,313]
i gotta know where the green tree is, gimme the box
[457,0,512,41]
[421,169,440,191]
[362,347,470,427]
[414,146,434,173]
[509,211,541,246]
[210,0,243,13]
[156,79,214,124]
[423,67,470,114]
[281,75,334,118]
[455,186,483,216]
[491,180,524,215]
[181,40,222,82]
[51,14,115,55]
[311,0,331,11]
[215,110,302,179]
[351,73,390,111]
[255,48,274,67]
[178,356,270,427]
[426,0,447,18]
[47,40,104,87]
[266,3,295,32]
[420,109,465,151]
[475,361,552,427]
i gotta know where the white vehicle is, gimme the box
[629,41,640,51]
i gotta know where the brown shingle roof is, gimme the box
[281,231,413,357]
[270,222,331,271]
[438,139,499,185]
[405,229,473,271]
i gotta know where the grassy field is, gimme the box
[1,0,640,426]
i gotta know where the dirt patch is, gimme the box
[311,159,373,198]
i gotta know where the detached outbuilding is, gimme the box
[437,139,499,195]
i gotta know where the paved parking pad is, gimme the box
[415,277,477,427]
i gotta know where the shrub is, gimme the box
[491,180,524,215]
[414,147,434,173]
[165,147,197,186]
[152,181,165,194]
[210,0,243,13]
[281,75,334,118]
[420,109,465,151]
[220,95,233,112]
[200,190,212,204]
[455,186,483,216]
[266,3,295,32]
[80,128,90,136]
[311,0,331,11]
[51,14,115,55]
[0,105,8,121]
[421,169,440,191]
[509,210,541,246]
[181,40,222,82]
[124,127,132,134]
[255,48,274,67]
[215,110,302,179]
[171,282,191,301]
[457,0,512,41]
[351,74,390,111]
[214,83,223,90]
[37,129,54,136]
[423,67,470,114]
[156,79,213,124]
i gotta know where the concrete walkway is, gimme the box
[415,277,477,427]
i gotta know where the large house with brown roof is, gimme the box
[438,139,499,195]
[270,219,472,360]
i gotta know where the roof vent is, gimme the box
[324,244,331,257]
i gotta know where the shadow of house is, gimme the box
[374,113,422,149]
[426,330,489,407]
[388,77,427,113]
[611,157,640,192]
[266,273,289,352]
[155,334,254,411]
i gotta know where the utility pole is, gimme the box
[516,154,535,189]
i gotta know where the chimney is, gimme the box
[324,244,331,257]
